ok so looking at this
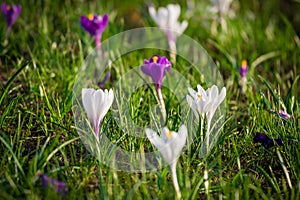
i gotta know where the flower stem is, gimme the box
[200,115,204,142]
[206,118,211,155]
[204,163,210,199]
[157,88,167,124]
[167,31,177,63]
[240,76,247,94]
[170,162,181,199]
[6,26,11,37]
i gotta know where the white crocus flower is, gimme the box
[204,85,226,129]
[208,0,235,33]
[146,125,187,199]
[149,4,188,61]
[82,88,114,138]
[187,85,226,131]
[186,85,213,121]
[209,0,234,18]
[186,85,226,153]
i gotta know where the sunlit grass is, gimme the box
[0,0,299,199]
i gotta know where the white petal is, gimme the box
[218,87,226,105]
[197,84,206,96]
[82,88,97,125]
[207,86,226,123]
[203,100,213,113]
[188,87,197,98]
[100,89,114,122]
[169,125,187,163]
[167,4,180,26]
[187,95,199,120]
[146,128,164,150]
[94,89,105,122]
[186,94,193,107]
[178,20,188,34]
[82,88,114,131]
[157,7,168,28]
[197,99,206,114]
[149,6,161,26]
[162,127,170,142]
[210,85,219,100]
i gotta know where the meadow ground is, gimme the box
[0,0,299,199]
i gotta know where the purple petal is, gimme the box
[80,15,97,36]
[1,3,7,15]
[274,138,283,146]
[1,3,21,30]
[150,63,166,87]
[253,132,283,149]
[140,55,172,89]
[80,13,108,37]
[239,60,248,77]
[41,174,68,194]
[279,109,291,119]
[144,59,150,64]
[98,13,108,32]
[141,64,152,76]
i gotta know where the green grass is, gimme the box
[0,0,299,199]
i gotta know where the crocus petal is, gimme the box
[253,132,275,149]
[149,4,187,37]
[99,14,108,31]
[207,86,226,123]
[197,85,206,96]
[188,87,197,98]
[146,128,165,151]
[80,16,97,36]
[187,85,226,125]
[157,7,168,28]
[41,174,68,194]
[146,125,187,165]
[170,125,187,160]
[1,3,6,14]
[141,55,172,89]
[1,3,21,33]
[80,13,108,40]
[178,20,188,34]
[186,95,199,120]
[140,63,153,77]
[210,85,219,99]
[149,63,166,85]
[279,109,291,119]
[148,6,157,22]
[82,88,97,125]
[167,4,180,25]
[82,88,114,136]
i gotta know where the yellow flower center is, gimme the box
[152,56,158,63]
[197,94,202,98]
[166,130,172,140]
[87,14,94,20]
[6,5,11,10]
[242,60,247,69]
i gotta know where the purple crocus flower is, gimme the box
[41,174,68,194]
[239,60,248,78]
[279,109,291,120]
[80,13,108,48]
[141,55,172,89]
[253,132,283,149]
[1,3,21,35]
